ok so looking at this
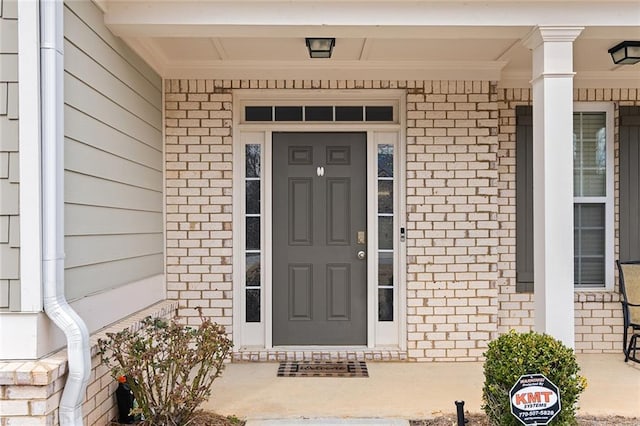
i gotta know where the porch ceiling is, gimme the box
[100,1,640,87]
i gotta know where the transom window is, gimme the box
[244,105,395,123]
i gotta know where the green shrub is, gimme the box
[482,330,587,426]
[98,312,232,426]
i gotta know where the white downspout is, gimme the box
[40,1,91,425]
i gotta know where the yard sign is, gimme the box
[510,374,561,425]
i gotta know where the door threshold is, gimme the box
[271,345,370,351]
[232,346,407,362]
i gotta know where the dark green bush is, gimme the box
[98,312,232,426]
[482,330,587,426]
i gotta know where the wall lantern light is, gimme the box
[305,37,335,58]
[608,41,640,65]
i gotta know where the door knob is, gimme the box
[357,250,366,260]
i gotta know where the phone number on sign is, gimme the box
[519,410,555,418]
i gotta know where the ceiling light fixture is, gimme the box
[305,37,335,58]
[608,41,640,65]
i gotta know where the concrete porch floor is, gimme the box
[203,354,640,421]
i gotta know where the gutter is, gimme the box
[40,1,91,424]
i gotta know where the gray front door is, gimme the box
[273,132,367,345]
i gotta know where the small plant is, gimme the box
[482,330,587,426]
[98,311,232,426]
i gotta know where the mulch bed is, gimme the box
[187,412,245,425]
[110,410,640,425]
[410,413,640,425]
[109,412,245,426]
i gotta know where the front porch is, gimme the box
[206,354,640,421]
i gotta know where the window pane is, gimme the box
[246,145,261,178]
[378,252,393,286]
[378,288,393,321]
[246,217,260,250]
[246,253,260,287]
[378,180,393,214]
[245,106,272,121]
[275,106,303,121]
[574,169,606,196]
[378,216,393,250]
[305,106,333,121]
[581,230,605,255]
[378,145,394,177]
[366,106,394,121]
[574,258,605,286]
[574,112,606,197]
[335,106,363,121]
[246,180,260,214]
[246,289,261,322]
[576,202,605,225]
[574,204,605,286]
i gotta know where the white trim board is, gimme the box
[18,0,43,312]
[0,274,165,359]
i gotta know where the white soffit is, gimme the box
[155,37,223,61]
[103,1,640,85]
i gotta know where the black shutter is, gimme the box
[620,106,640,261]
[516,106,534,292]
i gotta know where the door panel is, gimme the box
[289,264,313,320]
[327,264,351,320]
[327,178,351,245]
[289,178,313,245]
[273,132,367,345]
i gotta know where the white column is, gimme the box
[523,26,583,348]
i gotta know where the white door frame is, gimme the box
[232,89,407,351]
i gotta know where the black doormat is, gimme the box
[277,360,368,377]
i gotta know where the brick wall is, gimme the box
[496,88,535,334]
[164,79,637,360]
[405,81,500,361]
[0,301,177,426]
[496,87,640,353]
[164,80,234,334]
[164,79,502,361]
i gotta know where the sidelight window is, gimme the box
[377,144,394,321]
[245,144,261,322]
